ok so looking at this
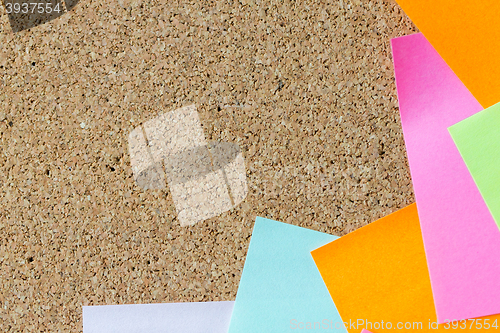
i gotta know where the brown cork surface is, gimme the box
[0,0,417,331]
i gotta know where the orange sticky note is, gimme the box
[311,204,500,332]
[394,0,500,108]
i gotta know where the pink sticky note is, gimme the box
[391,33,500,322]
[361,330,373,333]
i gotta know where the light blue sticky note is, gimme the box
[228,217,347,332]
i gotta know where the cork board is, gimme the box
[0,0,417,331]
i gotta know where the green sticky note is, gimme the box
[449,102,500,229]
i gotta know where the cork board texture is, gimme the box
[0,0,417,331]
